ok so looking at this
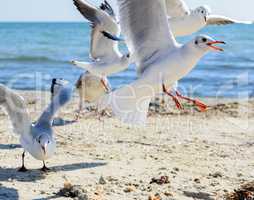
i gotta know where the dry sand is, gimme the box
[0,90,254,200]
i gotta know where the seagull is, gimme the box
[71,0,130,79]
[166,0,252,37]
[99,0,225,125]
[75,72,111,118]
[0,83,72,171]
[101,0,251,111]
[69,0,113,118]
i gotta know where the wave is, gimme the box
[0,56,67,63]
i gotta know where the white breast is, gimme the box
[20,136,56,161]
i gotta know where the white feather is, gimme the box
[117,0,177,74]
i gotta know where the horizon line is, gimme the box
[0,21,86,23]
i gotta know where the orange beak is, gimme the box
[207,41,225,51]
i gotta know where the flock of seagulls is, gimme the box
[98,0,226,125]
[0,0,252,170]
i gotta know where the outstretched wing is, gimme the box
[36,85,73,128]
[117,0,177,74]
[207,15,252,25]
[73,0,121,60]
[165,0,190,18]
[0,84,31,136]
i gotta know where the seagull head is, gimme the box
[36,134,51,155]
[194,35,225,52]
[194,5,211,21]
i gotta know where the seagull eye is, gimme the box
[202,38,207,42]
[195,40,198,45]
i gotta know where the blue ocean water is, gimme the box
[0,22,253,97]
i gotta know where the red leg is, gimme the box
[100,79,110,92]
[175,91,207,112]
[162,84,183,110]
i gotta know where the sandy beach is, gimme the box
[0,90,254,200]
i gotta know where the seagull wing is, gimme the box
[73,0,120,60]
[117,0,177,74]
[165,0,190,17]
[206,15,252,25]
[36,85,73,128]
[0,84,31,136]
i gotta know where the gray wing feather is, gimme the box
[73,0,120,60]
[117,0,177,74]
[207,15,252,25]
[36,85,73,128]
[165,0,190,17]
[0,84,31,136]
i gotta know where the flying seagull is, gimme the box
[165,0,252,37]
[70,0,113,118]
[0,84,72,171]
[100,0,252,111]
[71,0,130,78]
[99,0,225,125]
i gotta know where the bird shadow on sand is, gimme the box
[0,186,19,200]
[0,144,22,150]
[52,118,77,127]
[51,162,107,172]
[183,191,214,200]
[117,140,161,147]
[0,167,45,182]
[0,162,106,182]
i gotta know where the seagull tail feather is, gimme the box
[72,61,92,70]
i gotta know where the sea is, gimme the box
[0,22,253,97]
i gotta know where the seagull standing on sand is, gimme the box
[166,0,252,37]
[0,84,72,171]
[99,0,225,125]
[75,72,111,117]
[71,0,130,79]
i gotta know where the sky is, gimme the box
[0,0,253,22]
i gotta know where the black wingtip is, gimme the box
[101,31,124,42]
[99,0,115,16]
[73,0,81,11]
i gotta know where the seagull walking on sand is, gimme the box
[75,72,111,118]
[71,0,130,80]
[165,0,252,37]
[99,0,225,125]
[0,84,72,171]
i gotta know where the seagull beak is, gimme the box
[41,144,47,155]
[204,16,207,22]
[207,41,225,51]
